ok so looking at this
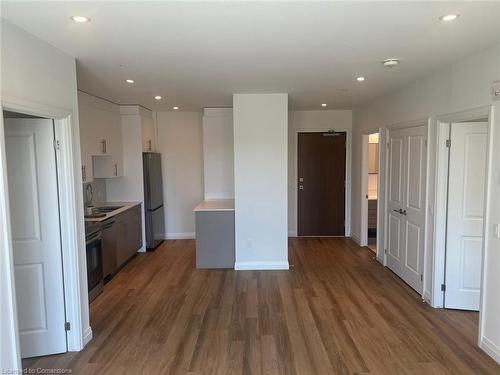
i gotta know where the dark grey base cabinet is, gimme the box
[101,205,142,278]
[195,211,235,269]
[116,205,142,268]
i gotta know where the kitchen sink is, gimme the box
[97,206,124,213]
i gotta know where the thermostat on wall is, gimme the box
[493,81,500,100]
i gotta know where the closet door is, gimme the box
[387,125,427,294]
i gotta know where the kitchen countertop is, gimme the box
[193,199,235,212]
[84,201,141,222]
[368,195,378,200]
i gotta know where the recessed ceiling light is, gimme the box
[382,58,400,68]
[173,106,179,110]
[154,95,162,100]
[440,14,460,22]
[356,76,366,82]
[125,79,134,84]
[321,103,327,107]
[71,16,90,23]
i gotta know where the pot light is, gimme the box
[440,14,459,22]
[321,103,327,107]
[356,76,365,82]
[125,79,134,84]
[382,58,400,68]
[173,106,179,110]
[71,15,90,23]
[154,95,162,100]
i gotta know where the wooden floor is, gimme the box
[24,238,499,374]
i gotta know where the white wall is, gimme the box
[233,94,289,270]
[352,42,500,363]
[155,111,204,239]
[288,110,352,236]
[0,20,89,370]
[0,113,20,372]
[202,108,234,199]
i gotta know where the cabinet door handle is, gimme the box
[114,163,118,176]
[102,139,107,154]
[148,139,152,152]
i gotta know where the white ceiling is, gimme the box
[2,1,500,111]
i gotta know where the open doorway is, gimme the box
[3,111,68,359]
[431,108,494,360]
[361,131,379,252]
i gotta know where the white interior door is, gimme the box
[387,130,405,278]
[445,122,487,310]
[5,118,67,358]
[387,125,427,293]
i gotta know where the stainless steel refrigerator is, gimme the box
[143,152,165,249]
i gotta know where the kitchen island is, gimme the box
[193,199,235,269]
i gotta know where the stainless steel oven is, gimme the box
[85,227,103,302]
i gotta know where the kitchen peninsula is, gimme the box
[193,199,235,269]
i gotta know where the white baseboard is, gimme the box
[164,232,195,240]
[234,261,289,270]
[480,336,500,364]
[422,290,432,305]
[350,233,361,245]
[82,326,93,348]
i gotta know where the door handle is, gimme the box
[102,139,107,154]
[393,209,407,216]
[114,163,118,176]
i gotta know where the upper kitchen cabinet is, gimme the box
[142,114,156,152]
[119,105,156,152]
[78,92,124,180]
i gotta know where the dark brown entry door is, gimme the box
[298,132,346,236]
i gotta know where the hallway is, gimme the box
[24,238,499,374]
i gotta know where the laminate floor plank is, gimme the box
[21,238,499,374]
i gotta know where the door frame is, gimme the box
[382,118,431,294]
[360,128,382,249]
[294,128,351,237]
[433,106,494,346]
[1,97,90,367]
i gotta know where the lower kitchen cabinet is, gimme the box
[100,205,142,278]
[116,205,142,268]
[101,219,117,278]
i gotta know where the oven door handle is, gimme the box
[86,232,102,243]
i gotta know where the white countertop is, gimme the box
[193,199,235,212]
[368,195,378,200]
[84,201,141,222]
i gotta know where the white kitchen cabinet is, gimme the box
[142,115,156,152]
[78,92,123,180]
